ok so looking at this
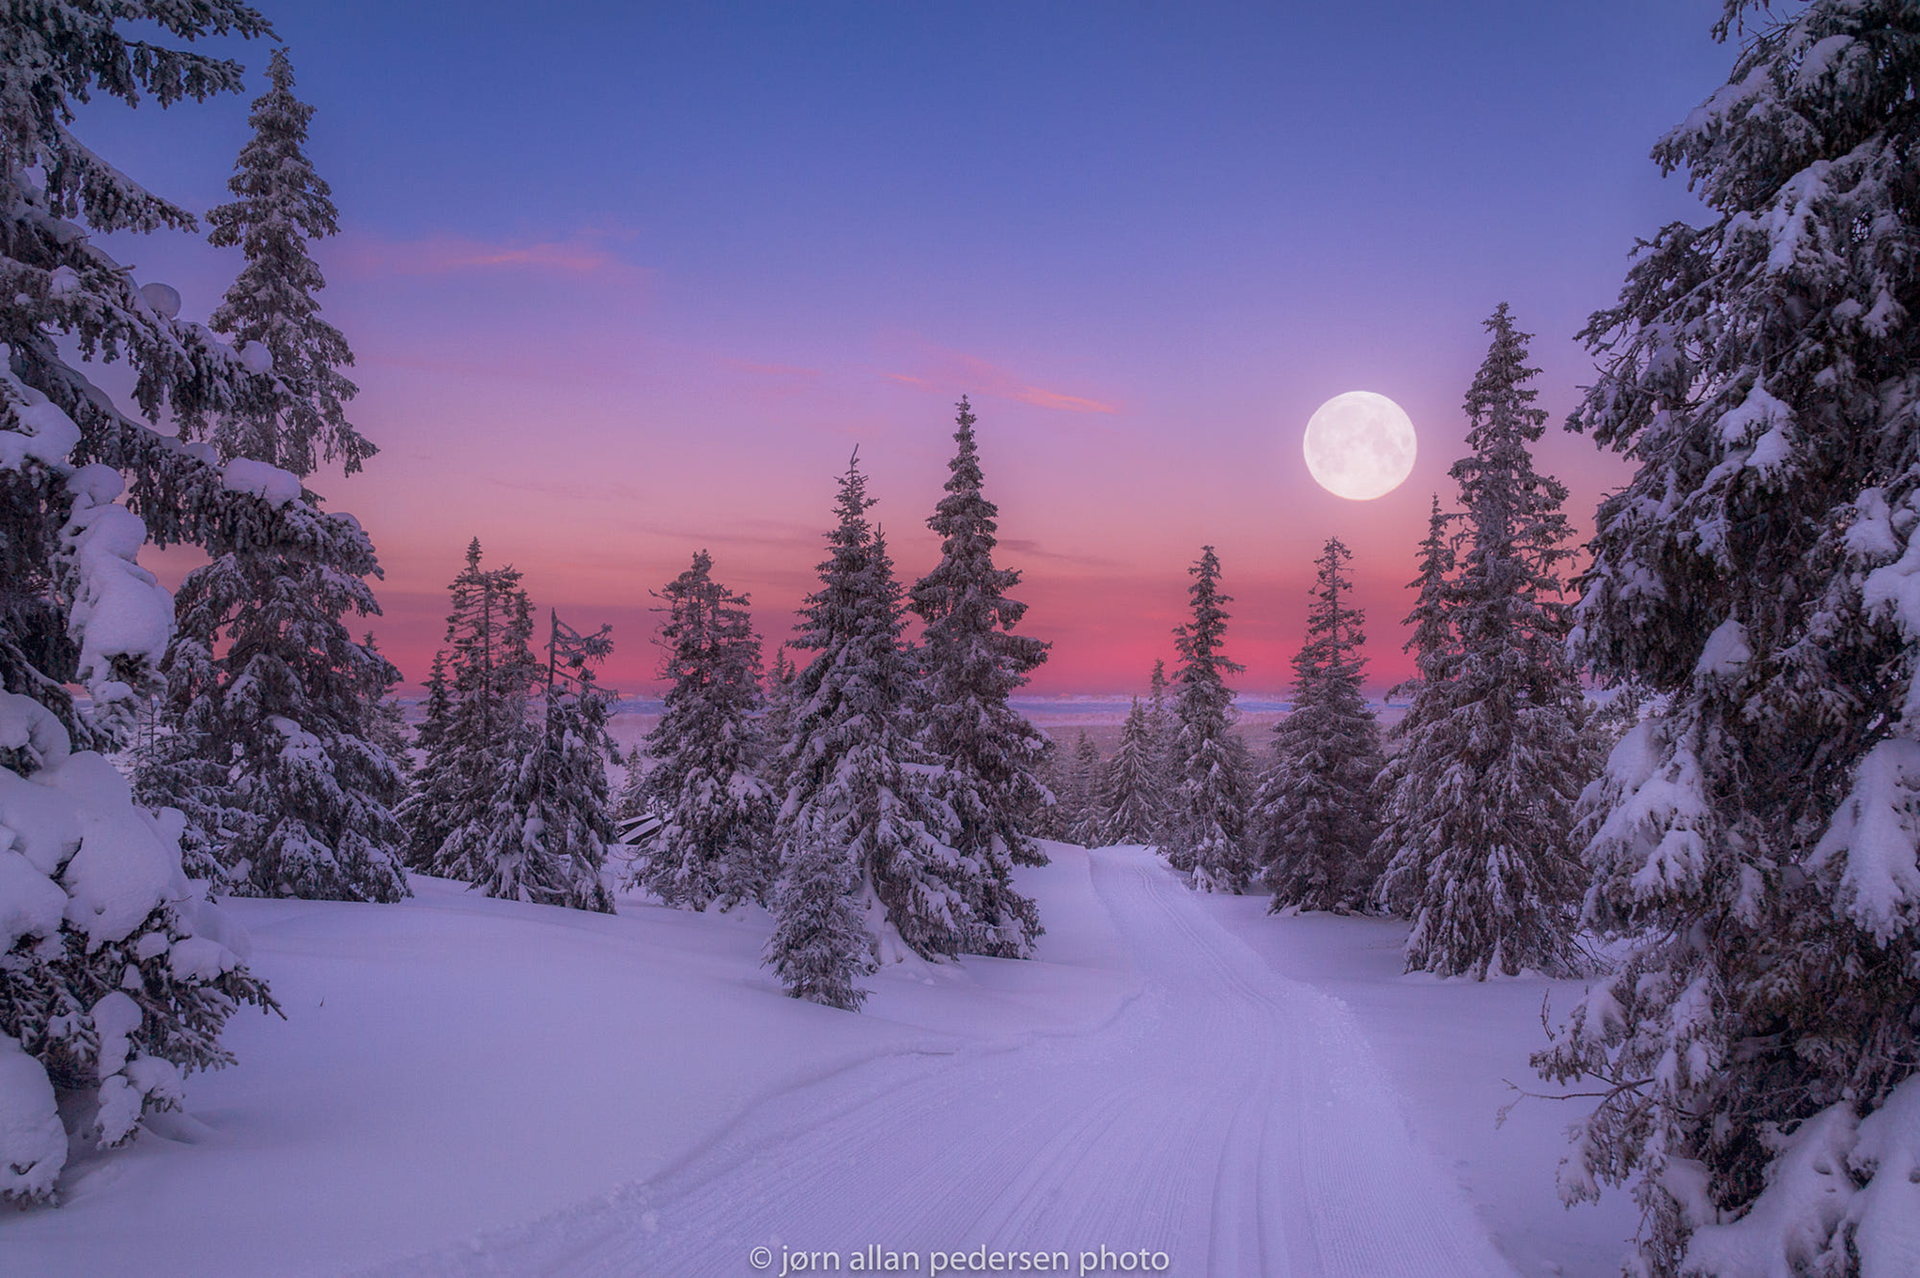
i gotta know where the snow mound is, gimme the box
[221,457,302,507]
[61,465,173,702]
[0,346,83,472]
[0,1035,66,1202]
[138,281,182,319]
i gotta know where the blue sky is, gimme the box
[88,0,1734,691]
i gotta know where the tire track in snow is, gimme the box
[371,848,1518,1277]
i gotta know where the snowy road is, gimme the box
[382,848,1518,1278]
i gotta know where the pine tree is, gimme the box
[1067,731,1108,848]
[758,644,799,786]
[635,550,775,911]
[401,541,540,886]
[1029,738,1074,841]
[1372,495,1458,917]
[1394,307,1588,979]
[484,611,617,913]
[0,5,325,1200]
[909,396,1049,956]
[1257,536,1383,912]
[1535,6,1920,1272]
[1145,659,1178,841]
[206,49,371,477]
[1102,698,1167,845]
[1166,546,1253,892]
[400,651,456,868]
[614,745,651,822]
[136,49,403,904]
[766,455,971,1005]
[149,537,407,902]
[363,641,414,788]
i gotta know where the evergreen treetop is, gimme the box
[207,48,370,477]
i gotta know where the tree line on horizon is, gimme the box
[3,5,1918,1278]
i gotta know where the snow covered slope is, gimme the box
[2,845,1609,1276]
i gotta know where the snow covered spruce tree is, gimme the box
[1535,6,1920,1273]
[487,610,618,913]
[1373,494,1458,917]
[135,47,404,903]
[614,746,650,821]
[908,396,1048,956]
[1145,658,1178,840]
[634,550,775,911]
[766,454,971,1007]
[1257,536,1383,913]
[406,543,614,911]
[401,542,539,875]
[0,5,365,1200]
[1102,697,1167,845]
[1390,306,1588,979]
[1066,731,1108,848]
[758,644,799,783]
[1165,546,1254,892]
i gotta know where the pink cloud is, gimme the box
[882,344,1120,417]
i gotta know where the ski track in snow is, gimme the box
[374,849,1518,1278]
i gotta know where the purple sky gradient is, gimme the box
[82,1,1731,694]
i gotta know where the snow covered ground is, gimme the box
[2,845,1634,1277]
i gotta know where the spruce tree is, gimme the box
[614,745,650,822]
[400,651,456,868]
[147,534,407,902]
[759,646,798,770]
[1067,731,1108,848]
[1373,495,1458,917]
[401,541,540,886]
[1257,536,1383,912]
[206,49,371,477]
[1102,697,1167,845]
[767,455,971,1005]
[635,550,775,911]
[909,396,1048,956]
[485,611,617,913]
[0,5,327,1199]
[1166,546,1253,892]
[137,49,404,903]
[1395,307,1588,979]
[1145,658,1178,841]
[1535,5,1920,1272]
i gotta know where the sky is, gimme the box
[81,0,1736,695]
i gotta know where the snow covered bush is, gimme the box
[1536,3,1920,1272]
[2,692,275,1203]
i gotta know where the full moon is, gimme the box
[1302,391,1417,501]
